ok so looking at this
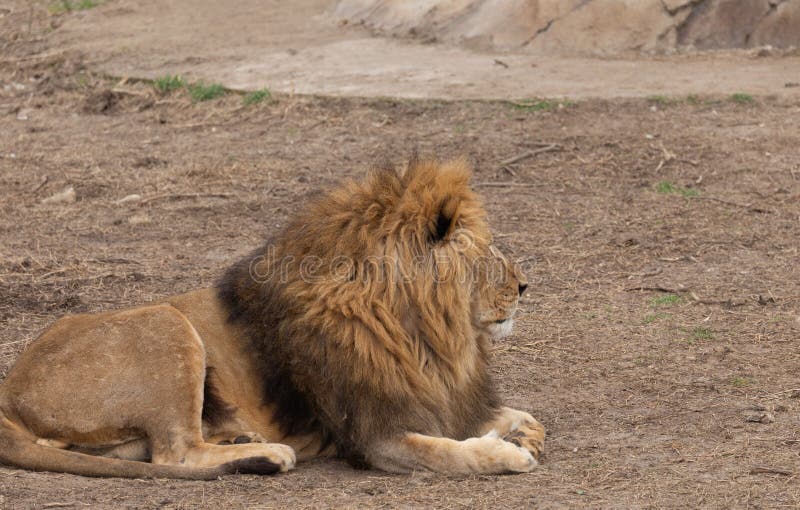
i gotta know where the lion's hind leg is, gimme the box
[122,306,296,474]
[1,303,294,476]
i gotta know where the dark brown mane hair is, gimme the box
[218,158,500,466]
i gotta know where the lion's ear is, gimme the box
[430,202,457,243]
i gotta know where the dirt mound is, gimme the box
[333,0,800,55]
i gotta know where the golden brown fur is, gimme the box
[0,158,544,478]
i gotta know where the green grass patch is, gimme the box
[690,327,713,340]
[650,294,681,307]
[731,92,754,104]
[508,98,572,112]
[643,313,669,324]
[682,326,713,345]
[655,181,700,197]
[243,88,272,106]
[73,73,90,89]
[686,94,701,104]
[188,82,227,102]
[49,0,100,13]
[647,95,671,105]
[731,376,751,387]
[153,75,185,93]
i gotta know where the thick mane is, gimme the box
[218,158,499,465]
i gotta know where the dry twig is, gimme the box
[698,196,771,214]
[139,193,231,205]
[474,182,538,188]
[499,143,560,167]
[749,466,793,476]
[626,268,663,278]
[624,285,683,293]
[32,175,49,193]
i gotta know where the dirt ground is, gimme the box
[2,3,800,510]
[44,0,800,99]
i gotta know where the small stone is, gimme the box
[83,90,117,114]
[129,272,146,281]
[755,45,774,58]
[746,412,775,424]
[41,186,76,204]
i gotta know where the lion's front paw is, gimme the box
[503,419,545,460]
[259,443,297,472]
[463,435,537,473]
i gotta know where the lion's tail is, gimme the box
[0,413,271,480]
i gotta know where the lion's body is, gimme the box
[0,159,544,479]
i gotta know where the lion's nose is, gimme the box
[518,283,528,296]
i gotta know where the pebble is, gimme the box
[745,412,775,424]
[41,186,76,204]
[16,108,32,121]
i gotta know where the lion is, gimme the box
[0,158,544,479]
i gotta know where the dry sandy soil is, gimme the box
[2,2,800,509]
[43,0,800,100]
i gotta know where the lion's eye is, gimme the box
[518,283,528,296]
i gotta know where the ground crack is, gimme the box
[674,0,712,45]
[521,0,593,46]
[659,0,707,17]
[657,0,708,46]
[745,0,790,46]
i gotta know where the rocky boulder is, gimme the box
[332,0,800,55]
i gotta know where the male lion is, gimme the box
[0,158,544,478]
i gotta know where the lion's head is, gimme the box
[476,245,528,340]
[220,157,515,464]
